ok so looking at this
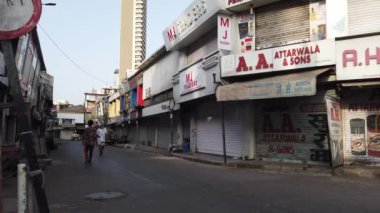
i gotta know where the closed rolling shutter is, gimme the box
[60,130,73,140]
[224,102,244,157]
[197,102,223,155]
[157,113,173,149]
[255,0,310,49]
[256,89,336,162]
[147,118,157,146]
[197,101,245,157]
[348,0,380,35]
[342,88,380,164]
[139,120,148,145]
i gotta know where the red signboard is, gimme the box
[0,0,42,39]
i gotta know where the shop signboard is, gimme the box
[0,0,42,39]
[221,39,335,77]
[336,35,380,81]
[226,0,251,8]
[218,15,232,51]
[325,96,344,167]
[142,99,180,117]
[179,63,206,95]
[217,77,317,101]
[163,0,221,50]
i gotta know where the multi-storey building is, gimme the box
[119,0,147,83]
[126,0,380,168]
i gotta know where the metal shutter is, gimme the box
[197,102,223,155]
[197,101,244,157]
[348,0,380,35]
[157,113,175,149]
[224,102,244,157]
[255,89,336,162]
[255,0,310,49]
[147,118,157,146]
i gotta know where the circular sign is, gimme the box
[0,0,42,39]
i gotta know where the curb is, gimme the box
[131,146,380,179]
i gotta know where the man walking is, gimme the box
[82,120,97,165]
[97,124,107,156]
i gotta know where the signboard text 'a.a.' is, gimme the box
[221,39,335,77]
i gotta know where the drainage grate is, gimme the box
[84,192,126,201]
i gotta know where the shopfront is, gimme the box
[336,34,380,165]
[219,38,338,163]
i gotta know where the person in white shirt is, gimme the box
[96,125,107,156]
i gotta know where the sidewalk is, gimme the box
[117,144,380,179]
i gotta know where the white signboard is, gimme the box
[163,0,221,51]
[221,39,335,77]
[179,63,206,95]
[325,96,344,167]
[217,78,317,101]
[336,35,380,81]
[218,15,232,51]
[226,0,251,8]
[0,0,42,39]
[142,100,180,117]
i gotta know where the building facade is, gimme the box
[0,28,54,155]
[104,0,380,168]
[119,0,147,83]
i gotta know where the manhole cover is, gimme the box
[85,192,126,201]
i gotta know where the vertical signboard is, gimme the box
[218,15,232,51]
[238,12,254,53]
[325,96,344,167]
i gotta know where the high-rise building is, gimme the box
[119,0,147,84]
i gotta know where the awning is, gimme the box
[216,68,331,102]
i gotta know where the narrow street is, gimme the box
[45,142,380,213]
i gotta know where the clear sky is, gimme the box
[38,0,193,105]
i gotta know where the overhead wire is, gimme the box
[37,24,110,85]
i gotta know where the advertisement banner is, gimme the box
[179,63,206,95]
[336,35,380,81]
[325,96,344,167]
[218,15,232,51]
[238,12,255,53]
[221,39,335,77]
[310,1,327,41]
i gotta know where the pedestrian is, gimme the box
[97,124,107,156]
[82,120,97,165]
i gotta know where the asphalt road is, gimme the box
[45,142,380,213]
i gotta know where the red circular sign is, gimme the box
[0,0,42,40]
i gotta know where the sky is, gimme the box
[38,0,193,105]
